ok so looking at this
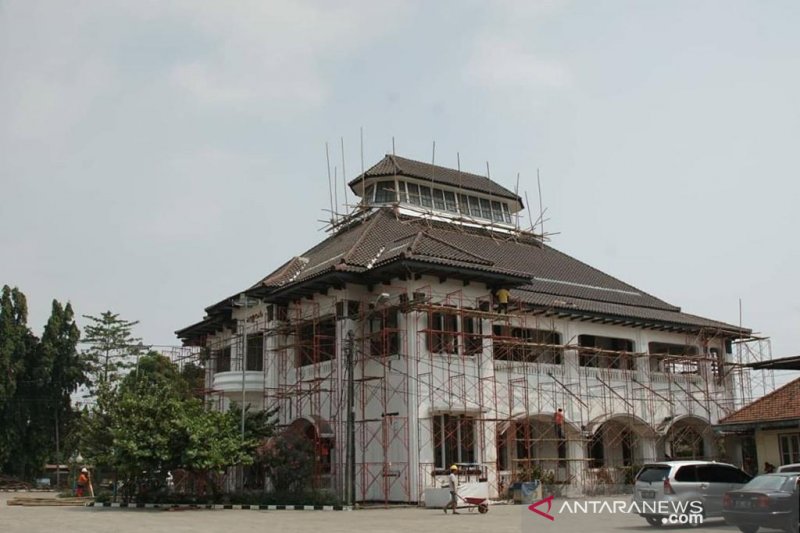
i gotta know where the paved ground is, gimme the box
[0,492,767,533]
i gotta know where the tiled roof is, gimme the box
[512,288,744,332]
[349,154,521,202]
[717,378,800,425]
[243,208,745,334]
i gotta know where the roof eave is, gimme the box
[521,305,751,335]
[747,355,800,370]
[714,418,800,432]
[175,314,235,344]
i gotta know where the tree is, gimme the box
[0,288,82,479]
[259,431,315,494]
[81,311,142,393]
[39,300,83,474]
[122,351,191,398]
[0,286,42,476]
[180,362,206,400]
[228,402,278,444]
[180,405,255,498]
[0,286,23,467]
[78,382,116,472]
[0,286,31,412]
[82,352,184,477]
[111,383,187,491]
[80,352,277,501]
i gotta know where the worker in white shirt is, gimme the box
[444,464,460,514]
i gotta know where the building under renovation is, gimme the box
[176,154,772,502]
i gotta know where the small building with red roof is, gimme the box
[715,377,800,474]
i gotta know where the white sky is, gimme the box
[1,1,798,387]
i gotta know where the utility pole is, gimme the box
[239,294,251,492]
[55,409,60,488]
[240,294,249,440]
[345,330,356,506]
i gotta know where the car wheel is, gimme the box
[738,526,759,533]
[783,517,799,533]
[645,517,663,527]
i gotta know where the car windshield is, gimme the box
[743,475,791,491]
[637,466,670,482]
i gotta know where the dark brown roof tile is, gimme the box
[244,208,744,333]
[349,154,520,202]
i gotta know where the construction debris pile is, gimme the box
[0,475,33,490]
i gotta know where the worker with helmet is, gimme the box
[76,468,89,497]
[444,464,460,514]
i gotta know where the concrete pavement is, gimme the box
[0,492,749,533]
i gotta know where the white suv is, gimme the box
[632,461,753,527]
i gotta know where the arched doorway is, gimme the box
[659,415,715,460]
[496,413,581,484]
[586,414,657,469]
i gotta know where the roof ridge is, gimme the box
[718,376,800,424]
[341,210,386,265]
[407,230,425,255]
[387,153,401,174]
[251,256,303,289]
[420,232,494,264]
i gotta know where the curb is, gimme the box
[85,502,352,511]
[0,489,54,492]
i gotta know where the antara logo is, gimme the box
[527,497,704,525]
[528,495,555,521]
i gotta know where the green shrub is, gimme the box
[93,490,113,503]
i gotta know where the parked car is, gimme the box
[778,464,800,473]
[632,461,753,527]
[722,473,799,533]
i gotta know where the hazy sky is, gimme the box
[1,1,798,385]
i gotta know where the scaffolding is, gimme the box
[186,281,773,502]
[387,285,769,499]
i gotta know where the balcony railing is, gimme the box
[212,370,265,392]
[493,360,565,377]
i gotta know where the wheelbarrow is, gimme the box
[457,494,489,514]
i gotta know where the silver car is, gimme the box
[632,461,753,527]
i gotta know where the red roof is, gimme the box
[718,377,800,425]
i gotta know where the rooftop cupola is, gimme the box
[348,154,524,226]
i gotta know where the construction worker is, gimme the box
[444,464,459,514]
[76,468,89,497]
[496,288,510,314]
[554,408,565,440]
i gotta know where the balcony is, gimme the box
[494,360,565,378]
[212,370,265,393]
[579,366,633,382]
[299,359,335,381]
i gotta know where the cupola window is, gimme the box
[375,180,397,203]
